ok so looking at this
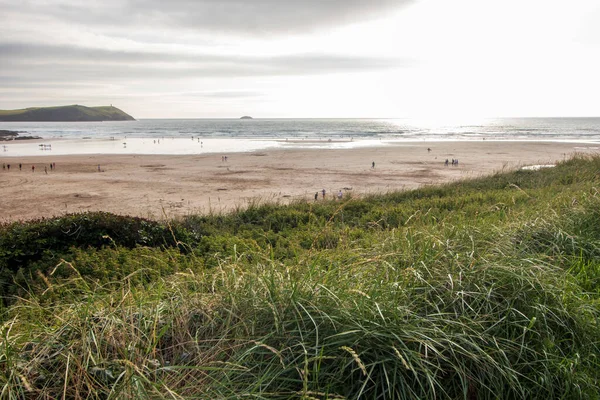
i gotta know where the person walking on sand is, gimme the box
[372,161,375,168]
[315,192,318,201]
[19,163,22,170]
[321,188,326,199]
[32,165,35,172]
[337,190,343,200]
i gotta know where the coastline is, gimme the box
[1,140,597,222]
[1,136,600,158]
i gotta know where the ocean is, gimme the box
[2,118,600,156]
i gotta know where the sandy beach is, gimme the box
[0,141,597,222]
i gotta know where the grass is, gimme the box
[1,154,600,398]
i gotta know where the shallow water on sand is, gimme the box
[2,117,600,156]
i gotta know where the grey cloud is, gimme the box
[182,91,264,99]
[6,0,413,34]
[0,42,409,84]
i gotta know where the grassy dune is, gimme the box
[1,155,600,398]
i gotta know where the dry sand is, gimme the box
[0,141,597,222]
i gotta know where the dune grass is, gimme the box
[1,155,600,398]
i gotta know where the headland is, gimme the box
[0,105,135,122]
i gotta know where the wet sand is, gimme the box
[0,141,597,222]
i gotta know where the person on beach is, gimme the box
[98,164,101,172]
[428,147,431,152]
[7,164,10,171]
[445,159,449,166]
[315,192,318,201]
[337,190,343,200]
[45,166,48,174]
[50,163,53,171]
[19,163,21,170]
[372,161,375,168]
[322,189,326,199]
[32,165,35,172]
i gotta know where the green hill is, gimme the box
[0,105,135,121]
[1,155,600,398]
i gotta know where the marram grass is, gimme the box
[1,155,600,399]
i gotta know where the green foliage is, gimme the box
[0,212,190,301]
[0,212,179,270]
[2,154,600,398]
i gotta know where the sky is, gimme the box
[1,0,600,119]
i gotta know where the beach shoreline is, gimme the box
[1,140,597,223]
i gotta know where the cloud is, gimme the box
[0,42,409,84]
[180,91,264,99]
[3,0,413,35]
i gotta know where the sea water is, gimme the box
[1,118,600,156]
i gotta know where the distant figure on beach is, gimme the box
[50,163,53,171]
[315,192,318,201]
[2,163,4,170]
[445,159,449,166]
[427,147,431,152]
[53,162,56,170]
[372,161,375,168]
[19,163,22,170]
[45,166,47,174]
[98,164,101,172]
[337,190,343,200]
[7,164,10,170]
[32,165,35,172]
[322,188,326,199]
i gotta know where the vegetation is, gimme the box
[1,155,600,398]
[0,105,135,121]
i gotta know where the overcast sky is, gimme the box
[2,0,599,118]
